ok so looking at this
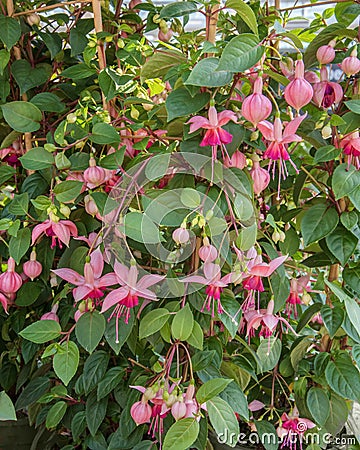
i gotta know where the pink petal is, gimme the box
[52,268,84,285]
[257,121,274,141]
[129,385,146,393]
[217,128,233,144]
[53,222,71,247]
[249,263,273,277]
[217,110,237,126]
[283,114,307,137]
[101,287,128,312]
[179,275,208,285]
[134,287,157,300]
[187,116,210,133]
[268,255,288,274]
[73,285,92,301]
[90,249,104,278]
[31,221,50,245]
[114,262,130,285]
[204,263,221,282]
[137,274,165,290]
[281,133,302,145]
[262,314,279,331]
[98,273,118,287]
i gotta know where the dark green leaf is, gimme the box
[306,387,330,426]
[30,93,65,113]
[15,377,50,410]
[90,123,120,145]
[83,351,109,395]
[19,320,61,344]
[314,145,341,163]
[321,305,344,338]
[97,367,124,400]
[301,204,339,246]
[207,397,239,447]
[217,34,264,73]
[325,226,358,266]
[166,87,210,122]
[61,63,97,80]
[196,378,233,404]
[20,147,54,170]
[46,401,67,429]
[325,352,360,402]
[226,0,258,35]
[332,164,360,200]
[171,304,194,341]
[0,15,21,49]
[75,311,106,354]
[185,58,233,87]
[86,391,108,436]
[53,341,79,386]
[9,227,31,264]
[163,418,199,450]
[139,308,170,339]
[1,101,42,133]
[53,180,83,203]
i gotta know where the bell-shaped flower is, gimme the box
[32,217,78,249]
[339,131,360,169]
[312,67,343,108]
[277,406,316,450]
[241,77,272,126]
[284,59,313,111]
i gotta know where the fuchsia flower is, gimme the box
[316,40,336,65]
[277,406,315,450]
[0,293,9,314]
[224,150,247,169]
[131,400,153,425]
[312,67,343,108]
[280,58,319,84]
[258,114,306,199]
[83,156,108,188]
[172,227,190,245]
[187,105,237,147]
[0,257,22,295]
[341,48,360,76]
[250,157,270,195]
[32,218,78,249]
[241,77,272,126]
[339,131,360,169]
[284,59,313,111]
[244,299,296,339]
[101,262,164,340]
[180,263,233,316]
[52,249,117,302]
[285,275,310,318]
[41,304,60,323]
[198,238,218,263]
[23,250,42,280]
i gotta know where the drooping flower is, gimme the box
[101,262,164,340]
[83,156,108,188]
[198,237,218,263]
[23,250,42,281]
[341,48,360,76]
[277,406,316,450]
[316,40,336,65]
[250,156,270,195]
[312,67,343,109]
[187,105,237,147]
[131,400,153,425]
[0,257,22,295]
[280,57,319,84]
[224,150,247,169]
[41,304,60,323]
[258,114,306,199]
[32,217,78,249]
[339,131,360,169]
[285,275,310,318]
[172,227,190,245]
[284,59,313,111]
[241,77,272,126]
[180,263,233,316]
[52,249,117,302]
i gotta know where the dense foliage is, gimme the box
[0,0,360,449]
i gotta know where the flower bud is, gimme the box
[316,40,336,65]
[0,257,22,294]
[84,157,107,188]
[23,250,42,280]
[41,304,59,323]
[341,48,360,76]
[241,77,272,125]
[321,124,332,139]
[302,292,312,306]
[84,195,99,216]
[224,150,246,169]
[284,59,313,111]
[59,204,71,218]
[66,113,77,124]
[198,243,218,263]
[26,13,40,27]
[278,230,286,242]
[158,28,173,42]
[250,160,270,195]
[129,0,141,10]
[272,230,281,243]
[172,227,190,245]
[130,400,152,425]
[171,401,187,421]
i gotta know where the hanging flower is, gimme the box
[277,406,316,450]
[32,216,78,249]
[312,67,343,109]
[284,59,313,111]
[241,76,272,126]
[339,131,360,169]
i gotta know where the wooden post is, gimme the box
[92,0,108,110]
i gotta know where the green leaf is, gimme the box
[20,147,54,170]
[145,154,171,181]
[20,320,61,344]
[226,0,258,35]
[104,310,134,354]
[185,58,233,87]
[0,165,15,185]
[332,164,360,200]
[0,49,10,76]
[352,344,360,368]
[345,100,360,114]
[0,15,21,49]
[11,60,51,96]
[16,282,43,307]
[140,50,187,82]
[163,418,199,450]
[306,387,330,426]
[90,123,120,145]
[217,34,264,73]
[97,367,124,400]
[166,87,210,122]
[180,188,201,208]
[71,411,86,442]
[0,391,16,421]
[8,193,29,216]
[234,193,254,222]
[254,420,278,450]
[139,308,170,339]
[15,376,50,410]
[86,392,108,436]
[196,378,232,404]
[53,341,79,386]
[256,337,281,372]
[53,180,83,203]
[325,226,358,265]
[9,227,31,264]
[220,382,249,421]
[123,211,164,244]
[83,351,110,395]
[340,211,358,230]
[61,63,97,80]
[171,304,194,341]
[1,101,42,133]
[343,265,360,292]
[321,305,344,338]
[301,204,339,246]
[159,2,198,19]
[46,401,67,429]
[314,145,341,163]
[30,93,65,113]
[187,321,204,350]
[207,397,240,448]
[75,311,106,354]
[37,32,62,58]
[324,393,348,436]
[325,352,360,402]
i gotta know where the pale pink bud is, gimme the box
[0,293,9,313]
[284,60,313,111]
[224,150,246,169]
[172,227,189,244]
[83,157,107,188]
[84,195,99,216]
[158,28,173,42]
[341,49,360,76]
[0,257,22,294]
[171,401,187,421]
[198,243,218,263]
[130,400,152,425]
[241,77,272,125]
[185,400,199,419]
[41,304,59,323]
[23,250,42,281]
[250,160,270,195]
[316,40,336,64]
[129,0,141,9]
[185,383,195,401]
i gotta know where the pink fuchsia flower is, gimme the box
[172,227,190,245]
[32,217,78,249]
[75,231,102,248]
[284,59,313,111]
[198,237,218,263]
[41,304,60,323]
[258,114,306,199]
[316,40,336,65]
[339,131,360,169]
[171,400,187,421]
[312,67,343,109]
[250,156,270,195]
[0,257,22,295]
[244,299,296,339]
[241,77,272,126]
[277,406,316,450]
[52,249,117,302]
[180,262,233,316]
[0,293,10,313]
[224,150,247,169]
[131,400,153,425]
[187,105,237,147]
[23,250,42,281]
[0,141,22,167]
[101,262,164,340]
[341,48,360,76]
[285,275,310,318]
[280,58,319,84]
